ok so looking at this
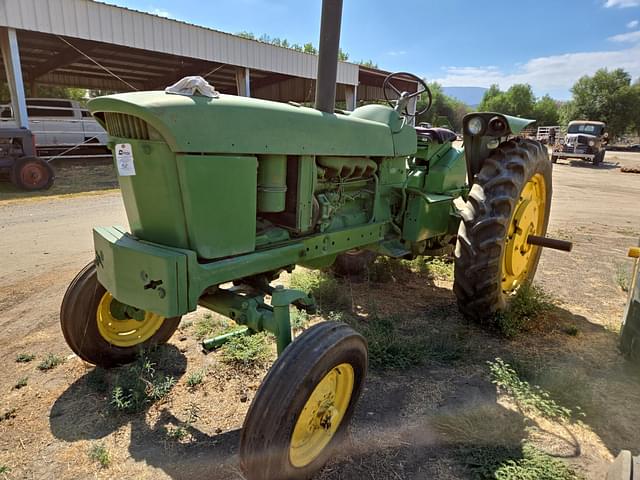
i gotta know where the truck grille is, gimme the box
[104,112,150,140]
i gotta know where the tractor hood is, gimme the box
[88,91,416,157]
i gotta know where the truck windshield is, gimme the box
[568,123,602,135]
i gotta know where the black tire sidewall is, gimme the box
[240,322,368,480]
[60,262,181,367]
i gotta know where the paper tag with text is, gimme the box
[115,143,136,176]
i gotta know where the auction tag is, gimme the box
[115,143,136,176]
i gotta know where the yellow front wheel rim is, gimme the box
[289,363,354,468]
[502,173,547,293]
[96,292,165,347]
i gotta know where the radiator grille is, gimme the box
[104,112,150,140]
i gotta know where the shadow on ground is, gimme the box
[47,271,640,479]
[49,344,243,479]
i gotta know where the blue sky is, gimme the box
[108,0,640,100]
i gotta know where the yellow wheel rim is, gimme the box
[96,292,165,347]
[289,363,354,468]
[501,173,547,293]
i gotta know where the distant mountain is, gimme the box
[442,86,488,107]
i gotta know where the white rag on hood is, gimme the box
[165,76,219,98]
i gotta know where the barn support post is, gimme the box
[0,27,28,129]
[345,84,356,111]
[236,67,251,97]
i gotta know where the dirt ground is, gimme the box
[0,151,639,479]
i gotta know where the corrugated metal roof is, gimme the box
[0,0,360,85]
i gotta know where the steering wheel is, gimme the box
[382,72,432,117]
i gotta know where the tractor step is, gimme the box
[376,240,411,258]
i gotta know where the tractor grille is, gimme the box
[104,112,150,140]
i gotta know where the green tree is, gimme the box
[479,84,510,114]
[358,59,378,68]
[505,84,535,119]
[303,42,318,54]
[479,83,536,118]
[569,68,640,137]
[0,83,87,103]
[416,82,471,131]
[533,94,560,126]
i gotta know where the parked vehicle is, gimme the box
[551,120,608,165]
[0,127,54,190]
[0,98,109,159]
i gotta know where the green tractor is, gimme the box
[59,1,571,478]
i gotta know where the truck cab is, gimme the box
[552,120,607,165]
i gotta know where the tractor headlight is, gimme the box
[588,140,595,147]
[467,117,484,135]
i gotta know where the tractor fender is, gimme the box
[462,112,536,186]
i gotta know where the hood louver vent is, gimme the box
[104,112,150,140]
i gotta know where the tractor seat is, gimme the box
[415,126,457,144]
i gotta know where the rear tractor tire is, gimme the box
[240,321,367,480]
[60,262,181,367]
[332,249,377,277]
[453,138,552,321]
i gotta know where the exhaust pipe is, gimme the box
[314,0,343,113]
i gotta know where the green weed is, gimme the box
[290,269,350,312]
[563,325,579,336]
[0,465,10,474]
[494,283,554,337]
[615,261,632,292]
[352,317,425,369]
[110,352,176,413]
[193,313,231,340]
[37,353,65,371]
[13,377,28,390]
[405,256,454,281]
[290,307,310,330]
[186,369,206,389]
[166,425,188,440]
[221,332,272,367]
[493,443,581,480]
[365,256,407,283]
[88,443,110,468]
[15,353,35,363]
[488,358,573,422]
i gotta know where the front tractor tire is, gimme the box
[240,321,367,480]
[454,139,552,321]
[60,262,181,367]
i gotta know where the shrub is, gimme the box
[110,352,176,413]
[88,443,110,468]
[37,353,65,371]
[289,269,350,312]
[15,353,35,363]
[494,283,554,337]
[488,358,573,422]
[220,332,272,367]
